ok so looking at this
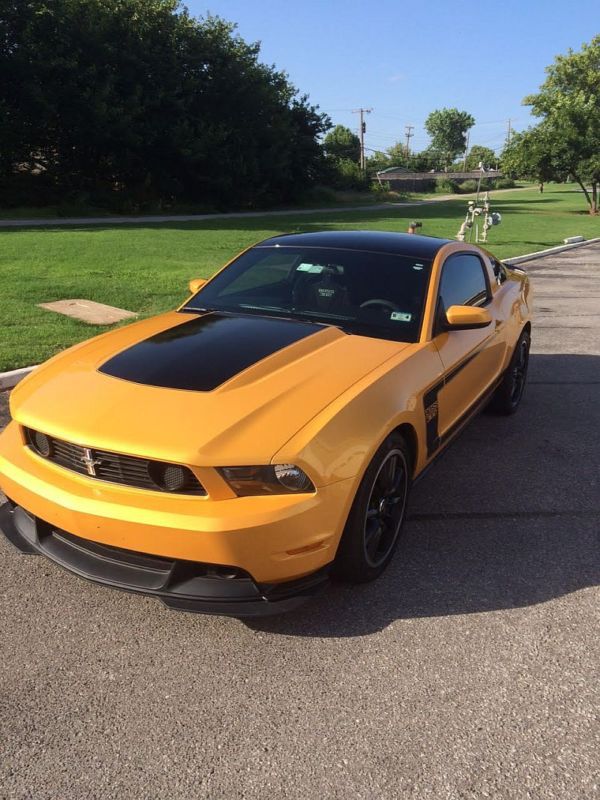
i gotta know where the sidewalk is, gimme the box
[0,187,530,228]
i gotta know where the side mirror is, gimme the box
[188,277,207,294]
[445,305,492,330]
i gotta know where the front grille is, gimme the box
[23,427,206,496]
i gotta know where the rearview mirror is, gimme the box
[188,277,207,294]
[445,305,492,330]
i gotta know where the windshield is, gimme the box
[181,246,432,342]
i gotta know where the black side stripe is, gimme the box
[414,376,502,486]
[443,345,485,384]
[423,339,491,458]
[423,383,441,457]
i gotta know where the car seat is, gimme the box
[293,266,351,315]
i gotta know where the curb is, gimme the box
[0,366,38,391]
[505,237,600,266]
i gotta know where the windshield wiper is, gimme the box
[237,305,354,327]
[181,303,351,329]
[290,309,354,322]
[239,304,291,313]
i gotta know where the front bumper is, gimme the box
[0,500,330,616]
[0,421,355,584]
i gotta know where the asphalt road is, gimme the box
[1,245,599,799]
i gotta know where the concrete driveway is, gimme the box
[1,245,598,799]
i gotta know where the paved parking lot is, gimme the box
[1,244,599,799]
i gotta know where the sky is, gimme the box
[185,0,599,157]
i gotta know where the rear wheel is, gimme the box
[488,329,530,415]
[334,433,411,583]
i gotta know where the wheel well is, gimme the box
[393,423,418,477]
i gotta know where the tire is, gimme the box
[333,432,411,583]
[488,329,530,415]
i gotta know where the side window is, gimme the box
[439,254,489,309]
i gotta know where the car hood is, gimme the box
[11,312,408,465]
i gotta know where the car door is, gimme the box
[433,251,507,441]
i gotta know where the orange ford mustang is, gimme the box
[0,232,531,616]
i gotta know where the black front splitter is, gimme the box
[0,500,329,617]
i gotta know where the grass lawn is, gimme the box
[0,189,422,219]
[1,183,598,371]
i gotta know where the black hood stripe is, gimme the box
[99,313,322,391]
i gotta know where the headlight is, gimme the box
[219,464,315,496]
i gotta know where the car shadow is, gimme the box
[244,353,600,637]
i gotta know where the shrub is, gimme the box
[330,159,370,191]
[494,177,516,189]
[299,185,339,206]
[458,179,478,193]
[435,177,459,193]
[370,180,391,195]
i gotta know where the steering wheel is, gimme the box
[360,298,400,312]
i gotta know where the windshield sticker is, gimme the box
[296,263,324,273]
[390,311,412,322]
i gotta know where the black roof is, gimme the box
[256,231,451,259]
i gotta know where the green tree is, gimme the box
[0,0,330,209]
[501,125,570,186]
[365,150,391,174]
[524,35,600,214]
[408,148,440,172]
[323,125,361,163]
[464,145,497,171]
[367,144,441,174]
[425,108,475,168]
[385,141,409,166]
[380,143,441,172]
[330,158,369,190]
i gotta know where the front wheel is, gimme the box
[488,329,530,415]
[333,433,411,583]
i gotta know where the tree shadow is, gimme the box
[244,353,600,638]
[0,186,589,236]
[0,203,473,233]
[0,194,570,234]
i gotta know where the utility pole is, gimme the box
[506,118,513,146]
[462,130,470,170]
[404,125,414,157]
[352,107,373,172]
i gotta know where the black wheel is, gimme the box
[488,329,530,415]
[334,433,411,583]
